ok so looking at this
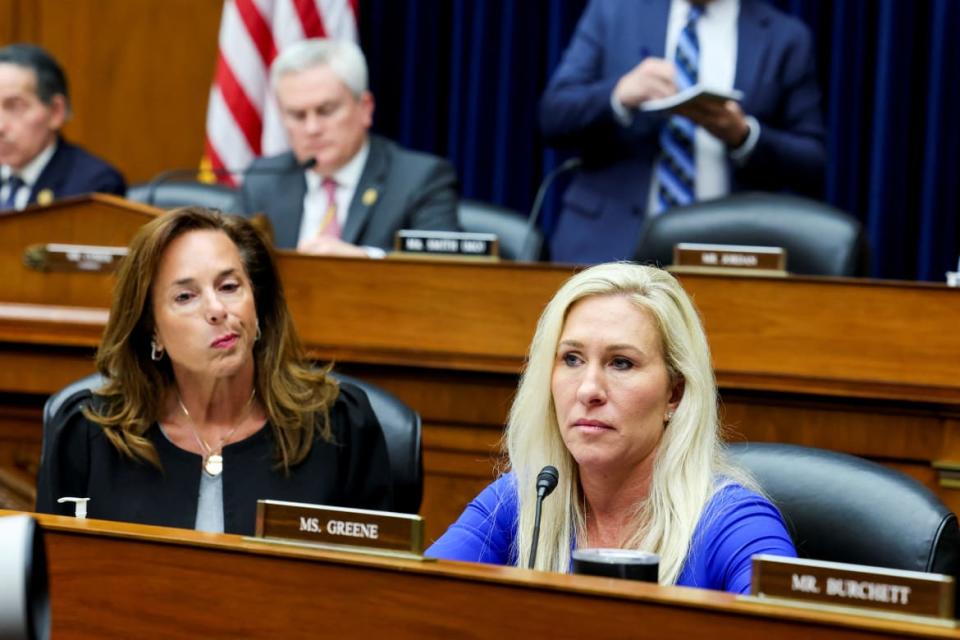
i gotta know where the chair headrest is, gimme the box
[635,192,865,276]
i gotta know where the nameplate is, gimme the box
[750,554,956,621]
[393,230,499,260]
[671,242,786,275]
[253,500,424,559]
[23,243,127,273]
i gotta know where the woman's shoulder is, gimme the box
[332,379,370,407]
[327,380,379,429]
[707,481,777,513]
[57,394,109,443]
[478,472,519,503]
[699,480,791,540]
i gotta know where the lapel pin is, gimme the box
[361,188,378,206]
[36,189,55,206]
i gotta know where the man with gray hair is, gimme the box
[237,38,459,257]
[0,43,126,211]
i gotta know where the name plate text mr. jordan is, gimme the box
[672,242,786,274]
[254,500,424,559]
[749,554,956,622]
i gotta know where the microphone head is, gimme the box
[536,465,559,497]
[300,157,318,171]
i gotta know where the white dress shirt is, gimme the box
[297,141,370,246]
[0,140,57,211]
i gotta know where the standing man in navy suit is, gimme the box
[540,0,826,263]
[0,44,126,212]
[238,39,460,258]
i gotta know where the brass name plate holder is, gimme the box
[23,243,127,273]
[393,229,500,261]
[249,499,427,561]
[932,459,960,490]
[743,554,957,628]
[670,242,787,276]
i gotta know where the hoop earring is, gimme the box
[255,324,262,342]
[150,340,163,362]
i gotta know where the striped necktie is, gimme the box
[656,4,704,213]
[319,176,341,238]
[1,175,25,211]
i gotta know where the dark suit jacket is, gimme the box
[540,0,826,263]
[24,137,126,206]
[237,134,460,250]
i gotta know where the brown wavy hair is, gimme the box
[87,206,338,470]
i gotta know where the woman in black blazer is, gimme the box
[36,207,392,534]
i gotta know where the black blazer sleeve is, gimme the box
[35,409,93,515]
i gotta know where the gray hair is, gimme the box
[270,39,368,98]
[0,43,71,111]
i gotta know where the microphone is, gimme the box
[143,157,318,207]
[526,157,583,233]
[528,465,559,569]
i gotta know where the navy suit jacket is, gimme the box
[24,137,126,206]
[237,134,460,250]
[540,0,826,263]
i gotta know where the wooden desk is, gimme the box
[9,510,956,639]
[0,198,957,543]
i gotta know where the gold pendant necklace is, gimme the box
[176,389,256,477]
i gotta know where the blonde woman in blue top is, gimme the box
[427,263,795,592]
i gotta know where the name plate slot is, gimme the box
[253,500,424,559]
[749,554,956,622]
[671,242,786,275]
[23,243,128,273]
[393,230,499,260]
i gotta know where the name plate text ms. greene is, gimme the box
[254,500,425,557]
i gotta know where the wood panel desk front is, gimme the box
[9,510,957,639]
[0,197,957,542]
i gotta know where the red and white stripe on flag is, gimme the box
[203,0,358,185]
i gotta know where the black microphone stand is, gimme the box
[526,157,583,234]
[528,465,559,569]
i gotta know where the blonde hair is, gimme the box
[505,263,753,582]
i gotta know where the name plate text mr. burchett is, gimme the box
[750,554,955,620]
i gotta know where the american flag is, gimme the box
[203,0,358,184]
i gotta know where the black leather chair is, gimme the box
[728,443,960,583]
[333,372,422,513]
[634,192,867,276]
[458,199,543,261]
[41,371,422,514]
[127,180,239,213]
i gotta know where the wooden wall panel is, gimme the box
[0,0,17,42]
[2,0,223,184]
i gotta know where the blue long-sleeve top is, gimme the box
[426,473,796,594]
